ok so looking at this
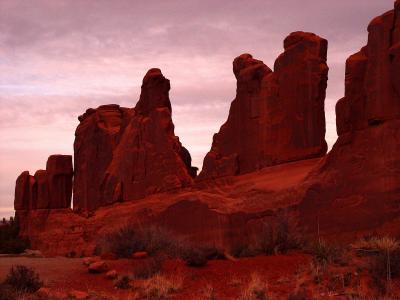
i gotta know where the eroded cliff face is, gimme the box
[13,2,400,256]
[299,1,400,237]
[14,155,73,211]
[73,69,196,212]
[198,32,328,179]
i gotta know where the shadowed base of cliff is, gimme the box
[16,148,400,258]
[17,158,319,257]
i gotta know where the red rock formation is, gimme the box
[14,155,73,211]
[73,69,196,211]
[299,1,400,237]
[45,155,73,209]
[16,2,400,257]
[73,104,133,211]
[14,171,36,210]
[199,32,328,179]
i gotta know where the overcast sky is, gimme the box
[0,0,394,218]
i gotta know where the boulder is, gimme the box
[105,269,118,280]
[22,249,43,258]
[73,69,196,211]
[68,290,89,300]
[198,32,328,179]
[83,257,99,266]
[88,261,108,273]
[132,251,148,259]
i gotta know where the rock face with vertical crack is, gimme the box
[14,155,73,211]
[73,69,197,211]
[198,32,328,179]
[299,1,400,237]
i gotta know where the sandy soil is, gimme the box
[0,253,311,299]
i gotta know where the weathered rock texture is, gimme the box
[299,1,400,237]
[14,155,73,211]
[199,32,328,179]
[73,69,196,211]
[14,2,400,257]
[18,158,320,256]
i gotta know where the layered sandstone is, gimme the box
[14,155,73,211]
[73,69,196,211]
[299,1,400,237]
[198,32,328,179]
[15,2,400,257]
[73,104,133,211]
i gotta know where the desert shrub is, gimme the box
[98,224,224,269]
[239,273,268,300]
[142,274,183,299]
[200,246,226,260]
[232,215,301,258]
[0,284,16,300]
[114,275,131,289]
[307,239,342,265]
[0,218,29,254]
[97,225,177,258]
[199,284,217,300]
[181,246,208,267]
[353,236,400,294]
[4,265,43,293]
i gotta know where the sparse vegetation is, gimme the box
[231,214,301,258]
[97,224,225,271]
[199,284,217,300]
[0,217,29,254]
[133,257,164,279]
[353,236,400,295]
[97,225,177,258]
[4,265,43,293]
[239,273,268,300]
[114,275,131,289]
[307,239,343,265]
[142,273,183,299]
[286,290,308,300]
[181,246,208,267]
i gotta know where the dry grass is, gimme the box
[238,273,268,300]
[352,236,400,253]
[195,284,217,300]
[142,273,183,299]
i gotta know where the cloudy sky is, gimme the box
[0,0,394,218]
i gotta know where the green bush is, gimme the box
[0,218,29,254]
[4,265,43,293]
